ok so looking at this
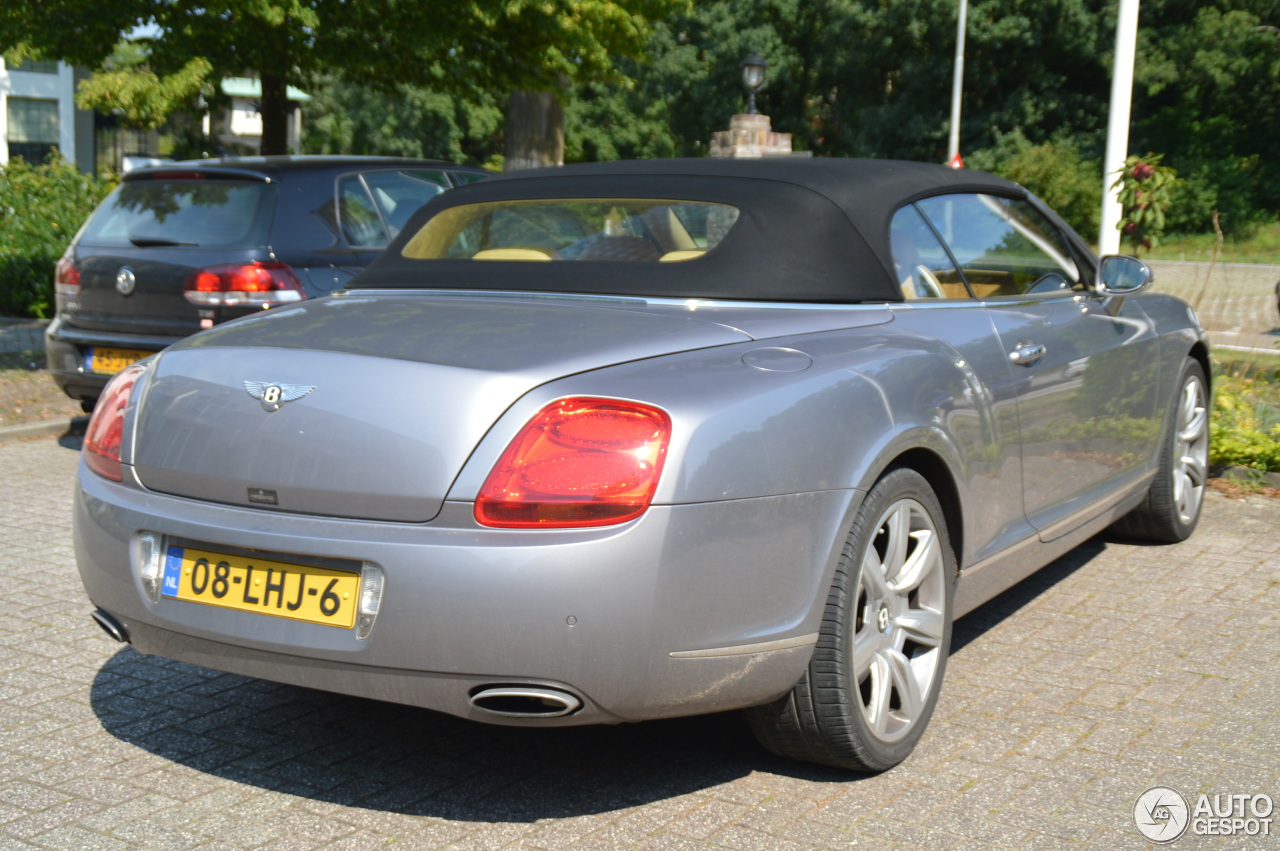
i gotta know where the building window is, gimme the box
[8,58,60,74]
[7,97,60,163]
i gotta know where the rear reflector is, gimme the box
[84,363,147,482]
[475,398,671,528]
[184,262,306,307]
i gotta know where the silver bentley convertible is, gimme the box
[75,158,1209,772]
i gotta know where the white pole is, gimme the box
[948,0,968,164]
[1099,0,1141,255]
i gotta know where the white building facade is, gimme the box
[0,58,95,172]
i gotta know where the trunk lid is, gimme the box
[130,293,753,522]
[64,172,278,337]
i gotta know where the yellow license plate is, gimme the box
[161,546,360,629]
[87,347,150,376]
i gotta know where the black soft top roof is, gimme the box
[353,158,1026,303]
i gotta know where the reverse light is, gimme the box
[134,531,164,603]
[184,261,306,307]
[84,363,147,482]
[357,562,385,640]
[476,398,672,528]
[54,255,81,296]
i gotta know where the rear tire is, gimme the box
[746,467,956,771]
[1112,358,1208,543]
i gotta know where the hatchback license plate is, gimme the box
[87,347,149,375]
[161,546,360,629]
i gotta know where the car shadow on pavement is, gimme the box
[952,537,1107,653]
[88,648,851,819]
[82,527,1161,812]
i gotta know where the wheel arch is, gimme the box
[875,447,965,574]
[1188,340,1211,394]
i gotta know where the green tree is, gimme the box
[0,0,677,155]
[1132,2,1280,235]
[302,76,503,168]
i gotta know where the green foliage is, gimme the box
[75,57,213,129]
[1133,4,1280,237]
[302,76,504,166]
[1,0,682,154]
[1211,371,1280,473]
[1110,153,1180,254]
[0,157,116,318]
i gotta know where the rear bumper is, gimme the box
[75,461,860,726]
[44,316,177,403]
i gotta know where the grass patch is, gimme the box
[0,350,83,428]
[1148,221,1280,265]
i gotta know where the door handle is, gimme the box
[1009,340,1047,366]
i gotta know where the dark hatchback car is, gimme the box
[46,156,486,408]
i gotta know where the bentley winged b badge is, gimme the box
[244,380,315,412]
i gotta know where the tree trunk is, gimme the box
[259,71,291,155]
[504,90,564,171]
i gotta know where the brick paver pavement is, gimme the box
[1148,261,1280,353]
[1,432,1277,849]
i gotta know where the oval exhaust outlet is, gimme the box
[470,686,583,718]
[91,609,131,643]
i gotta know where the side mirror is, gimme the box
[1096,254,1153,295]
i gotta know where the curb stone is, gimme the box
[1209,462,1280,487]
[0,416,88,445]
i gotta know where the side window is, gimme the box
[916,194,1081,297]
[362,170,450,235]
[889,205,967,299]
[451,171,489,186]
[337,176,389,247]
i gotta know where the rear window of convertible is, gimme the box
[400,199,740,263]
[79,178,277,249]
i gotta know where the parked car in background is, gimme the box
[75,158,1209,773]
[46,156,486,409]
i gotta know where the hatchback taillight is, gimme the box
[84,363,147,482]
[475,398,672,528]
[184,262,306,307]
[55,255,80,296]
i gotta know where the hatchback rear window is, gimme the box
[78,179,277,249]
[400,199,740,263]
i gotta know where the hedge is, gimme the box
[0,156,116,318]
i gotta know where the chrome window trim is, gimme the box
[340,288,992,312]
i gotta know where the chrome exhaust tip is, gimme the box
[91,609,130,643]
[470,685,583,718]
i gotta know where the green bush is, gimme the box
[0,156,116,318]
[1210,371,1280,473]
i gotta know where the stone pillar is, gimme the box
[710,113,796,158]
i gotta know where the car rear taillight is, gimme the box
[476,398,672,528]
[84,363,147,482]
[55,255,80,296]
[184,262,306,307]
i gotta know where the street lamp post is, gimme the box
[740,53,767,115]
[948,0,968,166]
[1099,0,1141,256]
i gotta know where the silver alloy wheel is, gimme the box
[1173,374,1209,526]
[853,497,948,744]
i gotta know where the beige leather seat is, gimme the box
[471,248,554,261]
